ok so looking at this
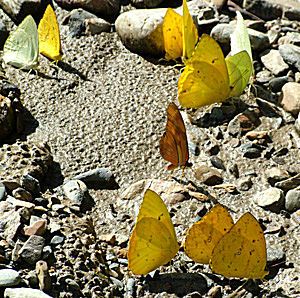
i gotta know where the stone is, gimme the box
[210,156,226,171]
[23,219,47,236]
[260,50,289,76]
[0,23,9,50]
[0,141,53,192]
[73,168,118,189]
[0,181,6,201]
[132,0,164,8]
[85,17,111,35]
[285,189,300,212]
[12,187,33,202]
[55,0,120,21]
[194,165,223,186]
[279,82,300,116]
[267,247,286,265]
[237,176,253,191]
[4,287,53,298]
[239,143,262,158]
[253,187,285,212]
[296,112,300,133]
[6,195,35,209]
[36,260,51,291]
[63,179,88,205]
[0,269,21,287]
[21,174,41,195]
[0,95,14,140]
[65,278,81,294]
[18,235,45,264]
[0,201,21,239]
[0,0,49,24]
[211,24,269,53]
[265,167,290,186]
[279,44,300,71]
[269,76,291,93]
[50,235,65,246]
[245,130,268,141]
[275,174,300,191]
[115,8,165,57]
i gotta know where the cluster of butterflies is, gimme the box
[2,4,62,70]
[128,189,269,279]
[163,0,254,108]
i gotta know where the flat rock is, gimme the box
[265,167,290,186]
[6,196,35,210]
[23,220,47,236]
[85,17,111,35]
[253,187,285,212]
[4,287,53,298]
[0,201,21,239]
[260,49,289,76]
[279,44,300,71]
[275,173,300,191]
[279,82,300,116]
[0,269,21,287]
[0,181,6,200]
[18,235,45,264]
[63,179,88,205]
[194,164,223,186]
[285,189,300,212]
[12,187,32,202]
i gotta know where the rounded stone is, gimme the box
[253,187,285,212]
[285,189,300,212]
[0,269,21,287]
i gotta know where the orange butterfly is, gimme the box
[160,102,191,170]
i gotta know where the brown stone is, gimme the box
[23,220,47,236]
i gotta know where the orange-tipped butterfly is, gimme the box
[159,102,191,170]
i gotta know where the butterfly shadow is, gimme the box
[55,61,90,81]
[145,272,208,296]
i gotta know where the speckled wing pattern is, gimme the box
[159,102,189,170]
[184,204,234,264]
[128,190,179,275]
[38,4,63,61]
[210,212,268,279]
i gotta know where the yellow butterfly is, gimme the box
[184,204,268,279]
[38,5,63,61]
[3,15,39,70]
[178,34,252,108]
[162,0,198,61]
[128,189,179,275]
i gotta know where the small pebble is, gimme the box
[50,235,65,246]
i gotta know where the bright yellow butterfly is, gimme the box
[178,34,252,108]
[162,0,198,61]
[128,189,179,275]
[184,204,268,279]
[38,5,63,61]
[210,212,268,279]
[184,204,234,264]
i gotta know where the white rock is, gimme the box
[279,82,300,116]
[253,187,285,212]
[4,287,53,298]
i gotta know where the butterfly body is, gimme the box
[3,15,39,70]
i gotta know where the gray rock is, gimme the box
[211,24,269,53]
[18,235,45,264]
[55,0,120,21]
[194,164,223,186]
[65,278,81,294]
[73,168,118,190]
[237,176,253,191]
[4,287,53,298]
[265,167,290,186]
[260,50,289,76]
[42,246,52,260]
[269,76,291,93]
[126,278,135,297]
[12,187,32,202]
[63,179,88,205]
[85,17,111,35]
[279,82,300,116]
[279,44,300,71]
[0,181,6,201]
[50,235,65,246]
[0,269,21,287]
[253,187,285,212]
[21,174,41,195]
[0,201,21,239]
[115,8,165,57]
[239,143,262,159]
[267,247,286,265]
[210,156,226,171]
[285,189,300,212]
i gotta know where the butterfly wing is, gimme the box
[159,102,189,170]
[128,190,179,275]
[182,0,198,60]
[178,34,231,108]
[210,212,268,279]
[163,8,183,60]
[3,15,39,69]
[38,5,63,61]
[226,50,252,97]
[184,204,234,264]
